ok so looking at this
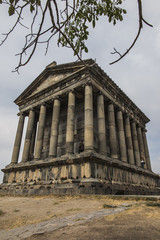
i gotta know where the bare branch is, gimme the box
[110,0,153,65]
[14,0,49,72]
[0,2,29,46]
[111,48,122,57]
[142,18,153,27]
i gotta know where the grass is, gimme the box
[146,202,160,207]
[0,209,5,216]
[145,197,158,202]
[66,208,82,212]
[75,217,86,221]
[13,209,20,212]
[103,204,117,209]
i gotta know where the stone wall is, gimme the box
[1,152,160,195]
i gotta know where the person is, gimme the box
[78,140,84,153]
[141,159,145,168]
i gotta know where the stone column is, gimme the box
[97,94,107,154]
[29,117,38,158]
[142,129,152,170]
[137,126,146,167]
[49,98,61,157]
[11,113,25,164]
[117,110,127,162]
[108,103,118,159]
[66,90,75,154]
[34,104,47,159]
[22,109,35,162]
[84,83,94,151]
[125,115,135,165]
[131,121,141,167]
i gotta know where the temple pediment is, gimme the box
[29,72,73,98]
[15,59,93,105]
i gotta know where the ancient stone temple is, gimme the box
[1,59,160,195]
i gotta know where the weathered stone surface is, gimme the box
[1,59,160,195]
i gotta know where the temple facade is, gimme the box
[1,59,160,195]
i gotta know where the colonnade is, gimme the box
[10,83,152,171]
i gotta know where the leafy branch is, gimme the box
[0,0,153,72]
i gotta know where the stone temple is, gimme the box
[1,59,160,195]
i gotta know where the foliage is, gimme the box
[0,1,152,72]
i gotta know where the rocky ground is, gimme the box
[0,194,160,240]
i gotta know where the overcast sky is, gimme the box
[0,0,160,183]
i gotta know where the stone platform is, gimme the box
[1,152,160,195]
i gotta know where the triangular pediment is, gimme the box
[29,72,73,97]
[15,59,94,105]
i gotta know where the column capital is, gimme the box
[130,118,135,123]
[68,89,75,94]
[142,128,147,133]
[97,91,103,96]
[41,102,50,109]
[41,102,46,107]
[83,80,92,88]
[17,112,24,116]
[54,95,60,100]
[51,95,61,102]
[108,100,114,106]
[124,113,130,119]
[27,107,35,113]
[115,105,123,112]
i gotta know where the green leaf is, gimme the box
[37,0,41,6]
[119,15,123,21]
[0,0,2,4]
[8,4,15,16]
[84,47,88,53]
[92,19,95,28]
[30,4,35,13]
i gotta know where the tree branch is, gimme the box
[110,0,153,65]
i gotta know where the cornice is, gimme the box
[88,64,150,125]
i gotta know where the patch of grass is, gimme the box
[145,197,158,202]
[124,204,133,208]
[108,196,140,201]
[0,209,5,216]
[146,202,160,207]
[75,217,86,222]
[103,204,117,209]
[13,209,20,213]
[53,202,59,205]
[66,208,81,212]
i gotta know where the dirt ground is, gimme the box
[0,195,160,240]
